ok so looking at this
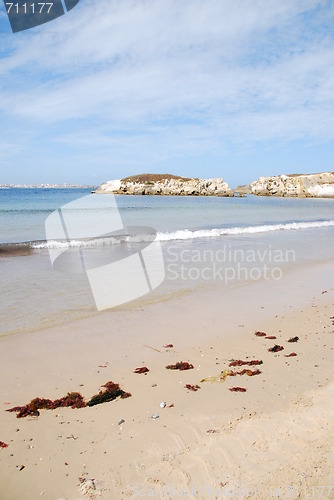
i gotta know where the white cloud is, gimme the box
[0,0,334,173]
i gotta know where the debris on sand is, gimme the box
[207,429,220,434]
[87,381,131,407]
[229,359,263,367]
[255,331,267,337]
[201,369,234,383]
[0,441,8,448]
[163,344,174,348]
[265,336,277,340]
[201,368,261,383]
[287,336,299,343]
[166,362,194,371]
[268,345,284,353]
[237,369,261,377]
[7,381,131,418]
[229,387,246,392]
[134,367,149,374]
[285,352,297,357]
[7,393,86,418]
[185,384,201,392]
[78,477,102,496]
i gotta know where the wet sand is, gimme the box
[0,244,32,257]
[0,261,333,499]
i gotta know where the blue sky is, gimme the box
[0,0,334,187]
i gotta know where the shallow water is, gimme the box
[1,189,333,337]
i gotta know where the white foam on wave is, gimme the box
[31,220,334,249]
[156,220,334,241]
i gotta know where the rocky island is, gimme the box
[94,172,334,198]
[94,174,234,197]
[235,172,334,198]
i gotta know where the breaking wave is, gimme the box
[23,219,334,249]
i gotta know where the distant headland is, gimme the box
[94,172,334,198]
[0,183,96,189]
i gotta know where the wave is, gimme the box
[156,220,334,241]
[1,220,332,251]
[18,219,334,249]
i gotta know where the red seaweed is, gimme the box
[166,362,194,371]
[268,345,284,353]
[285,352,297,357]
[229,359,263,367]
[237,369,261,377]
[7,382,131,418]
[229,387,247,392]
[7,398,55,418]
[52,392,86,410]
[134,367,149,374]
[0,441,8,449]
[265,336,277,340]
[7,393,86,418]
[255,331,266,337]
[163,344,174,348]
[184,384,201,392]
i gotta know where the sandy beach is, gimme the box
[0,260,333,499]
[2,0,334,497]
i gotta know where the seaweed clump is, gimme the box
[268,345,284,353]
[0,441,8,448]
[7,393,85,418]
[237,369,261,376]
[287,336,299,343]
[7,381,132,418]
[184,384,201,392]
[229,387,246,392]
[201,368,261,383]
[166,362,194,371]
[229,359,263,367]
[86,381,131,407]
[255,331,267,337]
[134,367,149,374]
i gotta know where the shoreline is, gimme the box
[0,260,333,498]
[0,245,331,341]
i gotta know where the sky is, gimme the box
[0,0,334,188]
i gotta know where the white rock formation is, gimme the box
[248,172,334,198]
[95,176,234,197]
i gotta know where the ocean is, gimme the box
[1,188,334,337]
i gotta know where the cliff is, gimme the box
[235,172,334,198]
[95,174,234,197]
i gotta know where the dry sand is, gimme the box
[0,262,333,499]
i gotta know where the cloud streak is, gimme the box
[0,0,334,182]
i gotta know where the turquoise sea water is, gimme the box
[1,188,334,337]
